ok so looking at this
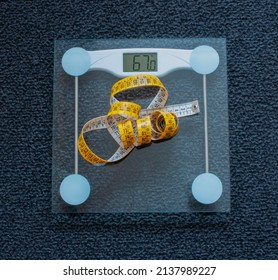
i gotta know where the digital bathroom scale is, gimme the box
[52,38,230,213]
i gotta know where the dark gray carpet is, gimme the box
[0,0,277,259]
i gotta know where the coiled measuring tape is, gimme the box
[78,74,199,165]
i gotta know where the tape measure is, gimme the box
[78,74,199,165]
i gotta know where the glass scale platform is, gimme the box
[52,38,230,213]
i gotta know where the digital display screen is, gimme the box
[123,53,157,72]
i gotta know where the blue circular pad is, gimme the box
[190,45,219,74]
[62,47,91,76]
[192,173,223,204]
[60,174,90,205]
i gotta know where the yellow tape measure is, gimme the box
[78,74,199,165]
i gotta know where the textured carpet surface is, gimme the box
[0,0,277,259]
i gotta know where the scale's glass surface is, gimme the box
[52,38,230,213]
